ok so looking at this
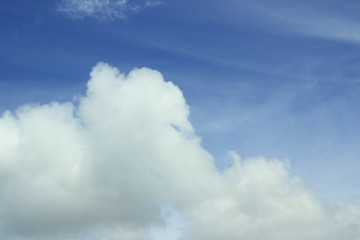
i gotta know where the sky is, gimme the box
[0,0,360,239]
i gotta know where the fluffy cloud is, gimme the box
[57,0,161,20]
[0,63,359,240]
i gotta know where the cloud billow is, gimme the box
[0,63,359,240]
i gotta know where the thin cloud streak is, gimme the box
[235,0,360,44]
[57,0,162,20]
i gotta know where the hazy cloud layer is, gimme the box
[0,63,359,239]
[57,0,161,20]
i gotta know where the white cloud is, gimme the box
[0,63,359,240]
[57,0,161,20]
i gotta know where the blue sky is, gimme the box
[1,1,360,239]
[2,0,360,204]
[1,0,360,234]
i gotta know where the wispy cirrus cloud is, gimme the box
[57,0,162,20]
[199,0,360,44]
[248,1,360,44]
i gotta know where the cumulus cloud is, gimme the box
[57,0,161,20]
[0,62,359,240]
